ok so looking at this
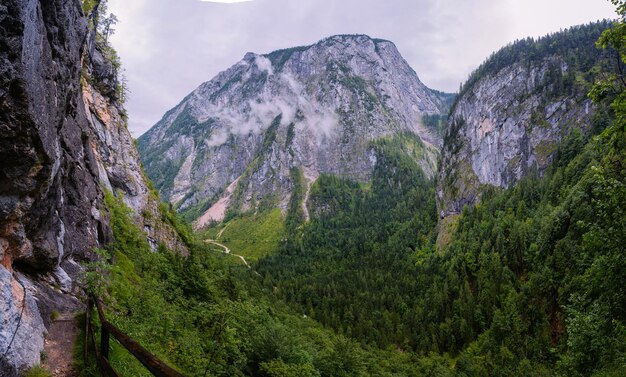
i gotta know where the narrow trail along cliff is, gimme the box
[42,312,79,377]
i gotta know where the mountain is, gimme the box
[0,1,184,373]
[256,21,626,376]
[2,1,623,374]
[137,35,454,225]
[436,22,611,219]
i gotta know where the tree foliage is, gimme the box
[89,12,626,377]
[257,17,626,375]
[94,190,448,376]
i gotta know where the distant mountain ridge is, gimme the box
[137,34,453,225]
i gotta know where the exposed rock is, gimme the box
[0,0,186,372]
[138,35,453,222]
[81,80,186,254]
[0,268,45,375]
[195,176,241,228]
[0,0,100,274]
[0,0,99,371]
[436,27,605,218]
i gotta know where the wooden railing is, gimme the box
[84,297,185,377]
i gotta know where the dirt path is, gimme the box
[42,313,79,377]
[216,223,230,240]
[205,240,259,275]
[206,239,231,254]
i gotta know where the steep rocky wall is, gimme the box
[82,80,186,254]
[0,1,184,373]
[437,46,600,219]
[0,1,96,372]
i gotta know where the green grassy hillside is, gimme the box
[199,208,285,262]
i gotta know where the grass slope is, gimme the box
[200,209,285,262]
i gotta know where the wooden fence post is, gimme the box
[87,296,184,376]
[101,324,110,360]
[84,297,91,362]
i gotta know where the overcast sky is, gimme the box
[107,0,617,137]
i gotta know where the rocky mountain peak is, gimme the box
[138,35,453,226]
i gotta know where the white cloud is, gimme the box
[199,70,338,147]
[107,0,617,137]
[255,55,274,75]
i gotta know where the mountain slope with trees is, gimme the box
[2,0,623,375]
[253,18,625,376]
[437,20,612,217]
[95,14,625,377]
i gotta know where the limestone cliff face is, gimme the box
[0,1,183,374]
[81,79,186,254]
[138,35,452,226]
[436,24,607,218]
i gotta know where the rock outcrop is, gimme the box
[138,35,453,226]
[0,1,183,373]
[436,23,608,218]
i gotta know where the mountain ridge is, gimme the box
[138,33,454,226]
[436,21,611,219]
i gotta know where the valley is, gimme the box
[0,0,624,376]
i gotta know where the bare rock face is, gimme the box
[1,0,99,277]
[0,270,44,377]
[82,79,186,254]
[0,0,184,373]
[0,0,100,371]
[138,35,453,226]
[436,25,606,218]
